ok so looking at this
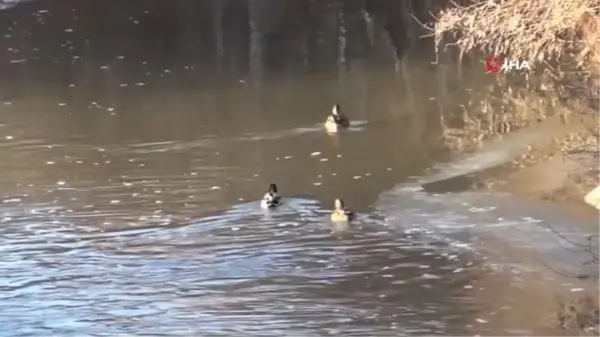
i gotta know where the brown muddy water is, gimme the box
[0,1,598,336]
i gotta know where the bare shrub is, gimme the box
[554,291,600,335]
[433,0,600,85]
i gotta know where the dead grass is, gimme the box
[555,292,600,335]
[433,0,600,83]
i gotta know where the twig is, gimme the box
[540,221,599,259]
[538,258,594,280]
[535,221,599,279]
[411,13,435,32]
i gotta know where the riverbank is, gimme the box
[437,95,599,216]
[432,0,599,213]
[437,105,600,335]
[480,118,599,335]
[478,112,599,217]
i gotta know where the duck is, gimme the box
[330,198,356,223]
[324,104,350,132]
[260,183,282,209]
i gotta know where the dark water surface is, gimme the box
[0,1,597,336]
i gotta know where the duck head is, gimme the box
[268,183,278,194]
[261,183,281,209]
[332,104,341,116]
[334,198,345,210]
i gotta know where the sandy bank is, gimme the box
[477,113,599,217]
[427,109,599,218]
[451,111,599,333]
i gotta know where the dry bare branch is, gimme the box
[433,0,600,80]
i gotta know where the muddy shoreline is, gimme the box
[478,113,599,218]
[432,107,599,334]
[436,109,599,218]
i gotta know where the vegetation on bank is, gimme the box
[428,1,599,334]
[433,0,599,93]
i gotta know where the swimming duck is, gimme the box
[330,198,355,222]
[260,183,282,209]
[324,104,350,132]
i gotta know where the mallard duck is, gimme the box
[330,198,355,222]
[260,183,282,209]
[324,104,350,132]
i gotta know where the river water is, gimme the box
[0,1,598,336]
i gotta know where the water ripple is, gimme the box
[0,192,480,336]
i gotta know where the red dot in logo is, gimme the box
[485,56,502,73]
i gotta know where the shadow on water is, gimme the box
[0,1,597,336]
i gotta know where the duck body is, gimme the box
[324,104,350,132]
[260,183,282,209]
[330,198,355,223]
